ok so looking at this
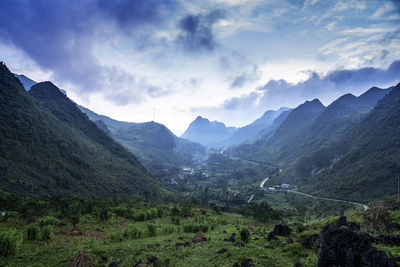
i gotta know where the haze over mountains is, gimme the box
[2,61,400,205]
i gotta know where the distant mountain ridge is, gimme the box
[182,108,290,148]
[78,106,206,176]
[181,116,237,147]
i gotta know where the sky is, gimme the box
[0,0,399,135]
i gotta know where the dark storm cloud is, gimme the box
[223,60,400,111]
[390,0,400,13]
[0,0,177,102]
[177,9,225,52]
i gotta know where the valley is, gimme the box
[1,57,400,266]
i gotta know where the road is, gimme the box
[247,194,254,203]
[260,177,269,188]
[287,190,369,211]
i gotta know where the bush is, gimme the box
[135,211,147,221]
[147,224,157,237]
[37,216,60,226]
[123,225,142,239]
[183,223,209,233]
[0,228,22,257]
[148,208,158,220]
[240,228,250,244]
[41,226,53,241]
[25,224,40,241]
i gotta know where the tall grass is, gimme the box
[123,225,142,239]
[0,228,22,257]
[25,224,39,241]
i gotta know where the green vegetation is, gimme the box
[0,62,167,199]
[0,229,22,257]
[0,194,398,266]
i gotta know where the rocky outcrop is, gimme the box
[317,217,397,267]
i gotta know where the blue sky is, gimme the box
[0,0,399,134]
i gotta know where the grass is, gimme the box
[0,206,398,267]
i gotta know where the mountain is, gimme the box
[305,82,400,201]
[0,62,166,198]
[15,73,67,95]
[181,116,237,147]
[14,74,36,90]
[220,107,290,146]
[78,106,206,176]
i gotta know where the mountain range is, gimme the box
[0,62,167,199]
[231,84,397,201]
[78,106,206,177]
[181,108,290,148]
[2,60,400,204]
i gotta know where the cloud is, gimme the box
[0,0,177,104]
[177,9,226,52]
[195,60,400,124]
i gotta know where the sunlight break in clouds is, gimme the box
[0,0,399,133]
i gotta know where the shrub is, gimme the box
[135,211,147,221]
[123,225,142,239]
[37,216,60,226]
[148,208,158,219]
[41,226,53,241]
[147,224,157,237]
[25,224,40,241]
[240,228,250,244]
[0,228,22,257]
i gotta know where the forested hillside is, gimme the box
[0,63,167,199]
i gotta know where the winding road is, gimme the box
[286,190,369,211]
[258,177,369,211]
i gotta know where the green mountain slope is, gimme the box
[220,107,290,147]
[78,106,206,176]
[306,82,400,201]
[0,62,166,198]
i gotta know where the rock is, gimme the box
[108,262,119,267]
[386,222,400,232]
[303,233,319,248]
[360,247,396,267]
[248,226,256,233]
[316,222,396,267]
[271,224,292,236]
[337,216,347,227]
[215,248,228,254]
[240,259,256,267]
[268,224,292,241]
[147,256,158,264]
[345,248,354,267]
[375,235,400,246]
[69,250,93,267]
[136,264,151,267]
[363,206,391,228]
[192,232,208,243]
[224,233,236,242]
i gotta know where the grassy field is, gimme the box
[1,201,399,267]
